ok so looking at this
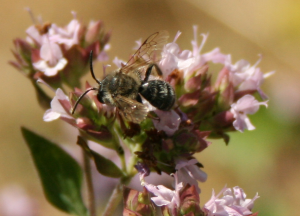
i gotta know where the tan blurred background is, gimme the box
[1,0,300,215]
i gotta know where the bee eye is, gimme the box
[97,91,105,104]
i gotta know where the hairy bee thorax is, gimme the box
[97,72,140,106]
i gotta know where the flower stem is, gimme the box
[82,148,96,216]
[102,174,134,216]
[119,151,127,172]
[101,182,123,216]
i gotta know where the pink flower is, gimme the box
[230,95,268,132]
[43,87,115,144]
[159,26,227,78]
[188,26,227,75]
[48,12,83,49]
[226,56,274,100]
[204,186,259,216]
[175,158,207,193]
[33,41,67,76]
[25,25,47,45]
[143,173,183,214]
[159,38,182,77]
[43,88,73,122]
[152,110,181,136]
[25,12,83,51]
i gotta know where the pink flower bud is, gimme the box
[85,20,102,44]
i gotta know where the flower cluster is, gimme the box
[125,173,259,216]
[204,186,259,216]
[10,11,110,109]
[160,27,271,137]
[11,13,271,215]
[38,27,269,214]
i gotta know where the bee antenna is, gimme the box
[89,50,101,85]
[71,87,98,114]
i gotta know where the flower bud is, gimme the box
[179,185,204,216]
[85,20,102,44]
[123,187,155,216]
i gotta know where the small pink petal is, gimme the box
[152,110,180,136]
[43,109,61,122]
[151,197,171,206]
[40,42,63,62]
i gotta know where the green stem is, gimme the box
[101,126,142,215]
[127,144,141,174]
[102,182,123,216]
[101,157,138,216]
[111,129,127,172]
[119,151,127,173]
[82,147,96,216]
[101,175,134,216]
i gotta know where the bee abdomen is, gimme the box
[139,80,175,111]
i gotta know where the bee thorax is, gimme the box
[97,72,140,106]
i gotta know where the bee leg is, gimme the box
[136,94,143,103]
[117,110,141,138]
[147,112,160,122]
[143,64,163,83]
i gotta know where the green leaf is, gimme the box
[21,127,88,216]
[77,136,124,178]
[91,150,124,178]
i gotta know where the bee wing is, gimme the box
[121,31,169,74]
[114,95,148,123]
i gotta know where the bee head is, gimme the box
[97,82,106,104]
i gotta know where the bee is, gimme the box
[71,31,175,123]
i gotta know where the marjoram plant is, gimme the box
[9,11,273,216]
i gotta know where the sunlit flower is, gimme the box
[49,12,83,49]
[226,56,274,100]
[43,88,73,122]
[203,186,259,216]
[11,11,110,93]
[230,95,268,132]
[159,26,227,78]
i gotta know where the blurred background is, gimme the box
[0,0,299,215]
